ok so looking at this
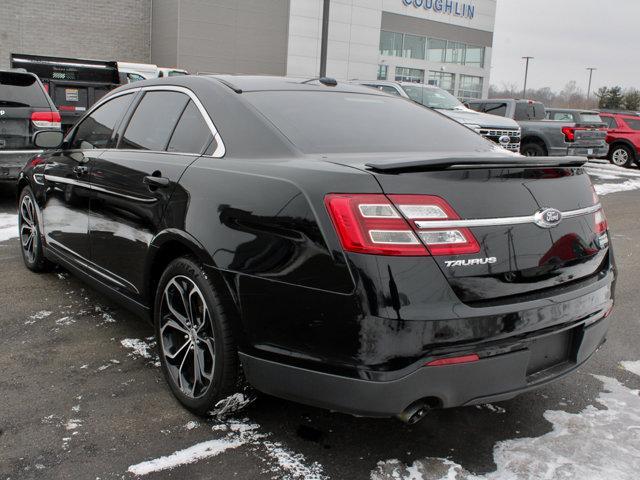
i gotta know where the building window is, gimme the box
[458,75,484,99]
[426,38,447,62]
[380,31,403,57]
[402,34,426,59]
[395,67,424,83]
[465,45,485,68]
[428,71,456,94]
[377,65,388,80]
[445,41,466,64]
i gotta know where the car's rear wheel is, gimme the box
[154,257,238,415]
[521,142,546,157]
[18,187,52,272]
[609,145,634,168]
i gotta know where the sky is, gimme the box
[491,0,638,94]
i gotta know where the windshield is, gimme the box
[400,85,463,110]
[244,91,492,154]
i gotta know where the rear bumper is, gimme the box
[241,316,610,417]
[548,145,609,157]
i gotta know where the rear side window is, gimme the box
[580,113,603,124]
[167,101,213,154]
[549,111,574,122]
[480,103,507,117]
[71,93,134,150]
[624,118,640,131]
[0,72,49,108]
[244,91,492,154]
[601,116,617,129]
[514,102,545,121]
[120,91,189,151]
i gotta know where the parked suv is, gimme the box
[467,99,609,158]
[355,81,521,152]
[598,111,640,168]
[0,70,61,182]
[19,76,614,424]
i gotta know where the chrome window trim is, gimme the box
[43,174,156,203]
[74,85,226,158]
[414,204,601,229]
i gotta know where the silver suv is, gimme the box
[355,80,521,153]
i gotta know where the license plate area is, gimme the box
[526,329,574,377]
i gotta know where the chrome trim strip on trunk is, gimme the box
[414,204,601,229]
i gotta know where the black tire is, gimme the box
[521,142,547,157]
[154,256,238,415]
[18,187,53,272]
[609,144,634,168]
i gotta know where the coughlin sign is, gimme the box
[402,0,475,20]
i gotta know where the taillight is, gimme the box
[324,194,480,257]
[562,126,576,142]
[324,194,427,256]
[31,111,61,128]
[592,187,608,234]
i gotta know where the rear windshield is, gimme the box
[0,72,49,108]
[580,113,603,124]
[244,91,492,154]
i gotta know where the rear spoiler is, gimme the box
[365,156,588,172]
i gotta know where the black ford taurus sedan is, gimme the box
[18,76,615,423]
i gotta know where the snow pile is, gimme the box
[595,178,640,196]
[0,213,18,242]
[371,375,640,480]
[262,440,327,480]
[621,360,640,377]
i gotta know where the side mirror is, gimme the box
[34,130,64,149]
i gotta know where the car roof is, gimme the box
[204,75,389,95]
[547,108,599,114]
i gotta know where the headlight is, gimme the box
[463,123,482,133]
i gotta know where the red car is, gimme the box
[599,112,640,168]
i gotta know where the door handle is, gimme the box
[143,175,171,188]
[73,165,89,176]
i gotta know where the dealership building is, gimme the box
[1,0,496,98]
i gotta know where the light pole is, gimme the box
[522,56,534,98]
[586,67,597,100]
[319,0,331,77]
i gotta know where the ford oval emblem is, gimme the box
[499,135,511,145]
[535,208,563,228]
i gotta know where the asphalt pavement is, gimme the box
[1,163,640,480]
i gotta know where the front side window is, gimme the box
[71,93,134,150]
[395,67,424,84]
[401,85,463,110]
[167,101,213,155]
[458,75,484,99]
[120,91,189,151]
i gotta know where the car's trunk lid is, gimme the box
[325,153,609,303]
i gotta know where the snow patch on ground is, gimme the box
[209,392,256,418]
[0,212,18,242]
[128,437,245,476]
[371,375,640,480]
[621,360,640,377]
[128,418,327,479]
[25,311,53,325]
[121,338,154,359]
[474,404,506,414]
[595,178,640,196]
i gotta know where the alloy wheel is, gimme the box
[159,275,215,399]
[611,148,629,166]
[19,195,37,264]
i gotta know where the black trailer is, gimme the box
[10,53,120,130]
